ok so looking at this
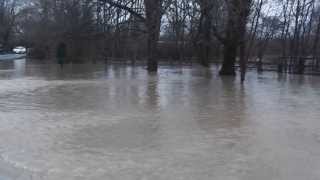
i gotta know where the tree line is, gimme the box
[1,0,320,80]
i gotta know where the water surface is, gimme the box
[0,59,320,180]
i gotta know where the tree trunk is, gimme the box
[219,0,239,76]
[220,41,237,76]
[239,40,246,82]
[220,0,251,79]
[220,14,238,76]
[312,15,320,57]
[198,0,212,67]
[145,0,161,72]
[238,0,251,82]
[246,0,263,62]
[146,27,159,72]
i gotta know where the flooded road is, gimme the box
[0,59,320,180]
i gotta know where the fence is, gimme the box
[276,56,320,74]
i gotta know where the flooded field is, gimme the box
[0,59,320,180]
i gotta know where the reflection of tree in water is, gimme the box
[195,76,248,132]
[144,73,160,112]
[308,75,320,90]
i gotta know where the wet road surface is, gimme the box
[0,54,25,61]
[0,59,320,179]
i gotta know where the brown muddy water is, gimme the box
[0,59,320,180]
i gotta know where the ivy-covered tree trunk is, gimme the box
[219,13,239,76]
[145,0,161,72]
[219,0,252,78]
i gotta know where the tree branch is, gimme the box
[99,0,146,22]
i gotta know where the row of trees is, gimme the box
[0,0,19,51]
[1,0,320,80]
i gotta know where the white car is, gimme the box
[13,46,27,54]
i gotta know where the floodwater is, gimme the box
[0,59,320,180]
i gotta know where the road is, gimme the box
[0,53,26,61]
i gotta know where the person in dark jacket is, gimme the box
[56,43,67,68]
